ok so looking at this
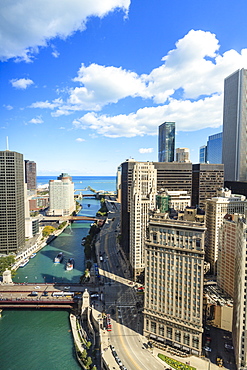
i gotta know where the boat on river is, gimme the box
[54,252,63,263]
[66,258,74,271]
[30,253,36,259]
[19,259,29,267]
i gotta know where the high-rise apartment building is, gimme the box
[176,148,190,163]
[205,189,247,274]
[0,150,25,254]
[121,160,192,258]
[158,122,175,162]
[24,160,37,190]
[48,173,75,216]
[144,213,205,355]
[222,69,247,181]
[191,163,224,209]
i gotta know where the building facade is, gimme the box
[48,173,75,216]
[24,160,37,190]
[176,148,190,163]
[222,69,247,182]
[129,162,157,279]
[158,122,175,162]
[205,189,247,274]
[230,215,247,369]
[0,150,25,254]
[144,213,205,355]
[207,132,222,164]
[199,145,207,164]
[191,163,224,209]
[121,160,193,258]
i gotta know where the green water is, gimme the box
[0,198,100,369]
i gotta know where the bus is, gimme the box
[52,291,74,297]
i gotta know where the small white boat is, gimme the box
[19,259,29,267]
[54,252,63,263]
[30,253,36,259]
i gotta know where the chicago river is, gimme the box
[0,196,100,370]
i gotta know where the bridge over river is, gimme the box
[0,283,97,309]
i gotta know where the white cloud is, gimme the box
[10,78,34,89]
[3,104,13,110]
[31,29,247,135]
[52,50,60,58]
[73,94,223,137]
[76,137,85,142]
[29,116,43,124]
[139,148,154,154]
[0,0,130,61]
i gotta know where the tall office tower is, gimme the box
[227,214,247,369]
[0,150,25,254]
[199,145,207,163]
[48,173,75,216]
[191,163,224,209]
[158,122,175,162]
[206,132,222,164]
[144,213,206,355]
[129,162,157,279]
[205,189,247,274]
[222,69,247,182]
[121,160,193,258]
[217,214,239,298]
[24,160,37,190]
[176,148,190,163]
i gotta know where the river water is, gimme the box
[0,176,116,370]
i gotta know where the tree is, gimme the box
[42,225,56,237]
[85,356,92,368]
[0,255,15,275]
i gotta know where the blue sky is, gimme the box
[1,0,247,175]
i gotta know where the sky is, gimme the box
[1,0,247,176]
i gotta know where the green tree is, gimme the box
[0,255,15,275]
[42,225,56,237]
[85,356,92,368]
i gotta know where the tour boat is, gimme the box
[19,259,29,267]
[54,252,63,263]
[66,258,74,271]
[30,253,36,259]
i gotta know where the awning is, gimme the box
[150,334,157,339]
[173,342,181,348]
[182,346,190,352]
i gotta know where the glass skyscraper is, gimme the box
[222,69,247,181]
[158,121,175,162]
[207,132,222,164]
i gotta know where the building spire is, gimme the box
[6,136,9,151]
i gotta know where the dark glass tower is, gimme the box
[158,121,175,162]
[0,151,25,254]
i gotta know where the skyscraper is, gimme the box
[207,132,222,164]
[158,122,175,162]
[144,213,205,355]
[24,160,37,190]
[222,69,247,181]
[0,150,25,254]
[199,145,207,163]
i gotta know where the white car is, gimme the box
[203,346,212,352]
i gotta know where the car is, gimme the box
[64,286,70,290]
[35,286,41,289]
[29,291,38,296]
[225,343,234,350]
[41,291,48,296]
[203,346,212,352]
[90,293,99,298]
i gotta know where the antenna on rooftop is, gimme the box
[6,136,9,151]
